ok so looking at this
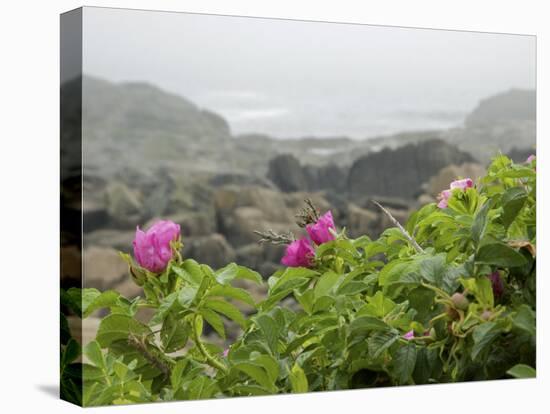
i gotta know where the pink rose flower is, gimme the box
[403,330,415,340]
[437,178,473,209]
[133,220,181,273]
[306,211,336,245]
[450,178,473,191]
[526,154,536,163]
[281,237,315,268]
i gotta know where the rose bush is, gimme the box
[60,154,536,406]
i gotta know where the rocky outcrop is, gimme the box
[348,139,475,200]
[267,154,309,192]
[465,89,535,128]
[267,153,347,194]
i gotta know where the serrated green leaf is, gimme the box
[472,322,501,361]
[83,340,105,370]
[96,314,151,347]
[208,285,256,307]
[199,308,225,339]
[393,343,417,384]
[203,299,247,328]
[368,330,399,359]
[161,314,190,353]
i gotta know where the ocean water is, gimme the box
[194,89,470,140]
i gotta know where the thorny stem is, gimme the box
[192,314,228,375]
[372,200,425,254]
[127,334,171,379]
[254,229,296,245]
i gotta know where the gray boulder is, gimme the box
[183,233,236,270]
[348,139,475,200]
[267,154,308,192]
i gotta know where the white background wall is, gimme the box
[0,1,547,413]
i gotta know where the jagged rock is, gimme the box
[267,154,308,192]
[427,163,486,197]
[104,181,144,228]
[303,163,347,193]
[183,233,236,270]
[83,246,129,290]
[348,139,475,200]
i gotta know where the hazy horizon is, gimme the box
[81,7,536,140]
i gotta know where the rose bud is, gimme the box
[133,220,181,273]
[481,310,493,321]
[488,271,504,299]
[451,292,469,311]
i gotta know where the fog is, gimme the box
[81,7,535,139]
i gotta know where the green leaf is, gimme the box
[208,285,256,307]
[471,322,501,361]
[507,364,536,379]
[150,292,179,325]
[360,291,396,318]
[313,271,341,299]
[251,354,279,384]
[337,281,369,295]
[289,363,308,393]
[349,316,389,335]
[203,299,247,328]
[476,277,494,308]
[185,376,219,400]
[178,285,198,307]
[233,362,276,392]
[393,343,417,384]
[96,314,151,347]
[270,267,318,294]
[83,340,105,370]
[472,199,492,245]
[501,187,527,229]
[215,263,263,285]
[161,314,190,353]
[254,314,281,353]
[513,305,535,337]
[170,358,189,389]
[199,308,225,339]
[476,243,528,267]
[174,259,204,286]
[368,330,399,359]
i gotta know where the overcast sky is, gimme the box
[81,7,536,138]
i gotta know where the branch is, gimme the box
[254,229,295,245]
[372,200,424,254]
[127,334,171,378]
